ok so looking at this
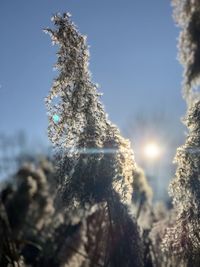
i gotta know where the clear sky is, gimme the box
[0,0,185,145]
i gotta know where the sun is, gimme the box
[144,142,161,159]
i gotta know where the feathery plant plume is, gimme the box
[161,1,200,264]
[44,12,144,267]
[162,100,200,265]
[172,0,200,105]
[44,13,136,207]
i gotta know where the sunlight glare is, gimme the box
[144,142,161,159]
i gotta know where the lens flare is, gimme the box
[53,114,60,123]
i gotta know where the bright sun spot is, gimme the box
[144,142,161,159]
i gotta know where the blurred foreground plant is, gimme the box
[161,1,200,266]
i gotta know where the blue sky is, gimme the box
[0,0,185,146]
